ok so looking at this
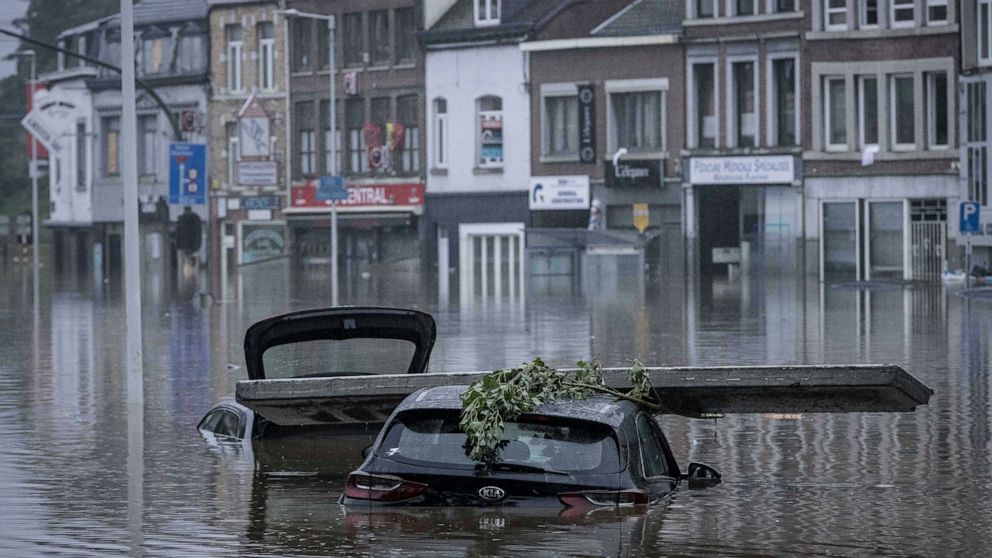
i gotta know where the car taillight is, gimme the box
[558,489,649,509]
[344,472,427,502]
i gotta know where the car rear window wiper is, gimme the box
[487,462,571,476]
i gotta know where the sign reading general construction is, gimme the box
[169,142,207,205]
[689,155,795,185]
[529,176,590,210]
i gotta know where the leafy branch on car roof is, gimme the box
[459,358,661,463]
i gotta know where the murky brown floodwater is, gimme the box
[2,258,991,556]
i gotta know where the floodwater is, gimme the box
[1,257,991,557]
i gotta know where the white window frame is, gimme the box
[824,76,848,151]
[726,56,758,148]
[691,0,716,18]
[889,74,916,151]
[227,27,244,92]
[767,53,800,147]
[926,71,949,150]
[540,83,580,159]
[857,75,880,149]
[688,59,719,149]
[259,27,275,92]
[768,0,798,14]
[605,78,668,156]
[734,0,756,17]
[925,0,947,25]
[474,0,500,26]
[477,96,503,169]
[859,0,879,29]
[890,0,915,28]
[825,0,848,31]
[981,0,992,66]
[433,98,448,169]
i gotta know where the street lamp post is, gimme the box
[278,8,339,306]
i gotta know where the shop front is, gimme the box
[685,155,802,277]
[287,180,424,273]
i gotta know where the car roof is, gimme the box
[393,385,639,429]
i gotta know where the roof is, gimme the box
[591,0,683,37]
[393,385,635,429]
[421,0,568,46]
[135,0,208,24]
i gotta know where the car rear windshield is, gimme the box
[262,338,416,379]
[378,411,621,473]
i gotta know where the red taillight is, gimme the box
[558,489,649,509]
[344,472,427,502]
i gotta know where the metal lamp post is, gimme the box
[16,50,38,288]
[277,8,339,306]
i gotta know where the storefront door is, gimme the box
[458,223,526,304]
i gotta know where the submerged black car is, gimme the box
[341,385,720,510]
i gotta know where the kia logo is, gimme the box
[478,486,506,502]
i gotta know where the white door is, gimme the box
[458,223,525,304]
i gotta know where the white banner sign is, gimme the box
[529,176,590,210]
[237,161,278,186]
[689,155,794,185]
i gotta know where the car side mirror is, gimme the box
[684,462,721,488]
[362,445,373,459]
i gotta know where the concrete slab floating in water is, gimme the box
[236,364,933,426]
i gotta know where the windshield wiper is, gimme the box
[488,462,571,476]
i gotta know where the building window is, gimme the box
[860,0,878,28]
[297,102,316,176]
[771,58,797,147]
[736,0,754,16]
[226,25,243,92]
[433,98,448,169]
[612,91,663,153]
[396,8,417,65]
[692,63,716,148]
[926,0,947,24]
[890,0,914,27]
[696,0,714,18]
[824,76,847,150]
[321,100,341,175]
[346,98,367,173]
[103,116,120,177]
[774,0,797,13]
[926,72,948,149]
[138,114,157,177]
[475,0,500,26]
[982,1,992,65]
[369,10,389,66]
[889,75,915,150]
[477,96,503,168]
[76,120,86,192]
[258,23,275,91]
[825,0,847,30]
[397,94,420,173]
[177,27,206,74]
[731,61,756,147]
[966,82,988,206]
[291,18,312,71]
[226,122,239,185]
[858,76,879,147]
[343,13,364,68]
[142,30,173,75]
[544,94,578,157]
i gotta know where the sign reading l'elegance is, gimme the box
[689,155,795,185]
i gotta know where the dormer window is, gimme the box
[475,0,500,26]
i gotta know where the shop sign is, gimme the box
[577,85,596,164]
[241,223,286,264]
[291,181,425,210]
[243,196,280,211]
[689,155,794,185]
[237,160,278,186]
[529,176,590,210]
[605,159,663,188]
[21,92,82,154]
[238,95,272,159]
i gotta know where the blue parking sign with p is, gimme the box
[961,201,981,234]
[169,142,207,205]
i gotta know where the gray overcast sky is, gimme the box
[0,0,30,78]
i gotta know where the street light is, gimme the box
[277,8,339,306]
[15,50,38,284]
